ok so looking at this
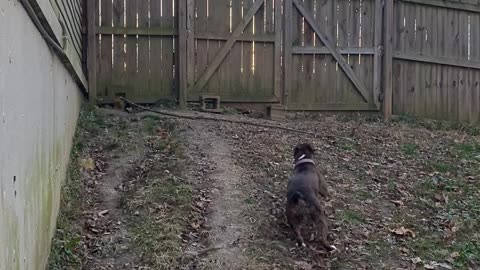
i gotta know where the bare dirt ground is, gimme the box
[49,106,479,270]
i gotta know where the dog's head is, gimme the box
[293,143,315,162]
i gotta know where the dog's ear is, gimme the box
[306,144,315,154]
[293,146,300,156]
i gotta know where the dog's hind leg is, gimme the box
[315,211,336,252]
[292,225,306,247]
[286,205,306,247]
[309,197,336,252]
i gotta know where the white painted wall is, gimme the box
[0,0,83,269]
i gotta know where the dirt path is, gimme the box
[183,121,250,269]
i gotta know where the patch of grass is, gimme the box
[48,103,97,269]
[363,238,401,268]
[127,177,192,268]
[452,143,480,160]
[340,209,363,224]
[387,179,397,193]
[431,162,456,173]
[412,173,480,268]
[143,116,160,135]
[452,240,480,269]
[340,143,355,151]
[411,236,446,259]
[124,120,192,269]
[401,143,419,156]
[411,233,480,269]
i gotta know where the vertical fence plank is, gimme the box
[383,0,393,121]
[284,0,293,107]
[99,0,112,99]
[360,0,375,104]
[404,3,416,115]
[179,0,187,108]
[125,0,137,98]
[315,0,328,105]
[458,12,469,122]
[230,0,243,97]
[87,0,97,104]
[150,0,163,97]
[242,0,255,96]
[424,5,436,118]
[414,4,425,118]
[208,0,230,96]
[473,14,480,123]
[186,0,195,90]
[325,0,338,104]
[112,0,125,92]
[393,1,405,114]
[254,0,266,97]
[137,0,151,98]
[373,0,383,108]
[262,0,274,99]
[447,9,459,121]
[274,0,283,102]
[336,0,349,103]
[348,0,360,104]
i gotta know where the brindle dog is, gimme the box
[286,143,336,251]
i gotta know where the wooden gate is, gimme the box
[284,0,383,110]
[184,0,282,103]
[94,0,178,104]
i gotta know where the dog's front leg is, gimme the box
[316,170,331,199]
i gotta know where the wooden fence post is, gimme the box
[383,0,394,122]
[186,0,194,92]
[284,0,293,108]
[87,0,97,104]
[178,0,187,109]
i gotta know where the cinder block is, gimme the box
[266,104,286,121]
[200,95,222,113]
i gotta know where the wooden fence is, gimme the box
[391,0,480,124]
[87,0,480,124]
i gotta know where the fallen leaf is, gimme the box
[98,210,109,217]
[447,252,460,263]
[411,257,422,264]
[449,252,460,259]
[80,158,96,171]
[390,226,416,238]
[434,193,448,203]
[435,262,452,269]
[424,264,435,269]
[399,247,409,255]
[294,261,312,270]
[391,200,404,207]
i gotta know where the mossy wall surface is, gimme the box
[0,1,83,269]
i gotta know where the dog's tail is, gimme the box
[289,191,305,204]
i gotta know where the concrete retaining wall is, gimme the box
[0,0,83,269]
